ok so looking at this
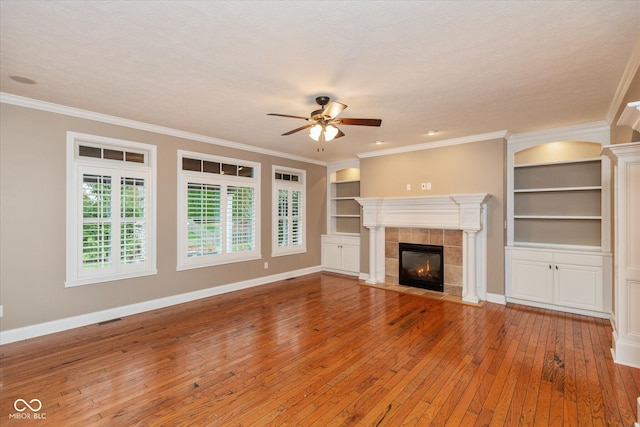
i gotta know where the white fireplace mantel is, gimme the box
[356,194,490,303]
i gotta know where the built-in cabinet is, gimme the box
[321,235,360,275]
[322,162,361,275]
[508,247,607,312]
[603,141,640,368]
[506,125,612,316]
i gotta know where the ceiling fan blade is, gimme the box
[282,124,313,136]
[338,118,382,127]
[267,113,309,120]
[322,101,347,119]
[333,128,346,139]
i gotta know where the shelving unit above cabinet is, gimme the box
[330,179,361,234]
[509,140,609,251]
[328,165,362,236]
[513,157,603,247]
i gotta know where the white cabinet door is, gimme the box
[510,257,553,303]
[322,240,342,270]
[508,247,606,313]
[341,243,360,273]
[554,263,603,311]
[321,235,360,275]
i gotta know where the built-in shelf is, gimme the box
[514,186,601,193]
[513,153,602,248]
[514,215,602,220]
[514,156,602,168]
[330,179,361,235]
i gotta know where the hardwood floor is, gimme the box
[1,273,638,426]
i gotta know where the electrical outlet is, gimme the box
[426,182,432,190]
[406,184,411,191]
[264,261,268,269]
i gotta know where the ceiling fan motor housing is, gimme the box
[315,96,330,107]
[310,109,325,120]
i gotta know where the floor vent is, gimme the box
[97,318,122,326]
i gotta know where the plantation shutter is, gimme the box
[120,177,147,265]
[227,186,255,253]
[186,183,222,257]
[291,190,302,246]
[82,174,113,269]
[277,189,289,247]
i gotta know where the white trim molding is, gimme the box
[0,92,326,166]
[356,193,490,304]
[606,38,640,125]
[617,101,640,132]
[486,293,506,305]
[357,131,509,159]
[508,121,611,149]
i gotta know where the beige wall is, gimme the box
[359,138,506,295]
[0,103,327,330]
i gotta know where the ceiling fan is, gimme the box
[268,96,382,142]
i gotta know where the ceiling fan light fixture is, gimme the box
[324,124,339,142]
[309,124,323,141]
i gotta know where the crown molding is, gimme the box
[606,37,640,125]
[0,92,327,166]
[507,121,610,148]
[356,130,509,159]
[617,101,640,132]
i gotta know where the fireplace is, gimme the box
[398,243,444,292]
[357,194,490,303]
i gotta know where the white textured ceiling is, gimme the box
[1,1,639,163]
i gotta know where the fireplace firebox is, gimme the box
[398,243,444,292]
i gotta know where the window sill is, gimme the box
[65,269,158,287]
[272,247,307,257]
[176,253,262,271]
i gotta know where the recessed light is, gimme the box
[374,140,383,145]
[9,75,37,85]
[426,130,438,136]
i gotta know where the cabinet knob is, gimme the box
[555,265,558,270]
[549,264,552,269]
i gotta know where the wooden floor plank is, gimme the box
[1,273,638,426]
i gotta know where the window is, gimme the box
[177,151,260,269]
[66,132,157,287]
[272,166,306,256]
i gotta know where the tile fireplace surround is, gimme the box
[386,228,462,295]
[356,194,490,304]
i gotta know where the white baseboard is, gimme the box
[611,329,640,369]
[0,266,321,345]
[486,293,506,305]
[506,297,611,319]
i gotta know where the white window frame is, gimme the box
[66,132,157,287]
[177,150,261,270]
[272,165,306,257]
